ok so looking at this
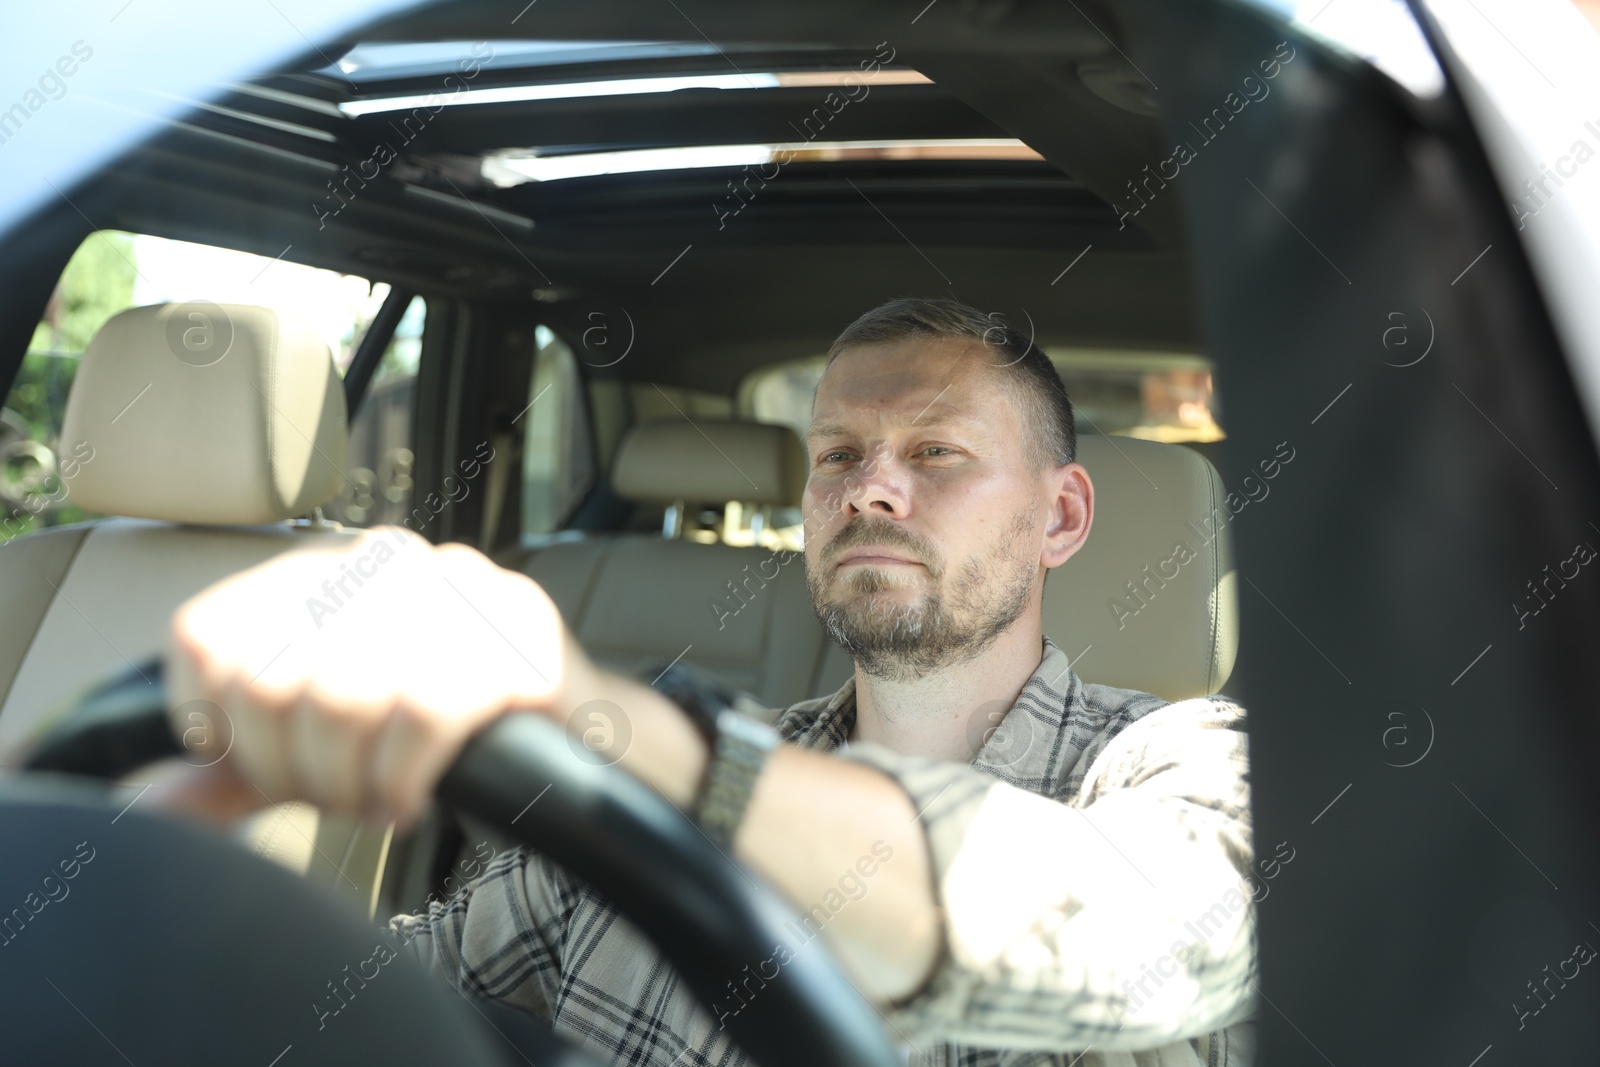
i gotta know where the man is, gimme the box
[161,297,1256,1065]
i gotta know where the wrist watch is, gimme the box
[651,661,782,850]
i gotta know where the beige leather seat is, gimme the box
[1052,435,1236,699]
[510,421,1236,706]
[509,419,850,705]
[0,303,391,910]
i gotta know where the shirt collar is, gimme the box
[781,637,1079,780]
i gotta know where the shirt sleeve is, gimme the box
[385,661,774,1023]
[833,697,1256,1052]
[385,844,575,1022]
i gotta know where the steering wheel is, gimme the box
[15,661,903,1067]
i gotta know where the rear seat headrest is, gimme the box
[61,303,347,524]
[612,419,808,507]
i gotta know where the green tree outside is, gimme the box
[2,231,137,541]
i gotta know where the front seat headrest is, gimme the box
[612,419,807,507]
[61,303,347,524]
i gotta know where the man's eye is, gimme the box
[920,446,954,457]
[821,451,856,463]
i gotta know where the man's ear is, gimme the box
[1041,462,1093,570]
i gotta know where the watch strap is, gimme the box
[694,709,781,850]
[650,661,730,743]
[646,661,781,847]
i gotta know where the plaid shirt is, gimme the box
[388,637,1257,1066]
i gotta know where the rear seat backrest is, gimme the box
[514,418,845,706]
[0,303,384,904]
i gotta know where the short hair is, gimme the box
[823,297,1076,468]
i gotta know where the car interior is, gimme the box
[2,0,1599,1063]
[0,8,1243,905]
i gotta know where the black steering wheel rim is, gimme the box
[22,660,903,1067]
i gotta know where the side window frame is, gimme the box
[326,292,430,530]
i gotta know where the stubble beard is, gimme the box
[806,504,1040,682]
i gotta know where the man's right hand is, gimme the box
[163,526,597,829]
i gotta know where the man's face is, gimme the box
[802,335,1054,680]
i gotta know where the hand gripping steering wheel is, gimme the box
[14,660,903,1067]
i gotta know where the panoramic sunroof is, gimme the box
[482,139,1043,184]
[340,68,931,117]
[326,40,725,82]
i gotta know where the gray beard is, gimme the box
[807,507,1038,682]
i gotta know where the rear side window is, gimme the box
[521,325,596,536]
[1048,350,1222,443]
[5,229,417,540]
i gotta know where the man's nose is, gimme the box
[844,445,909,517]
